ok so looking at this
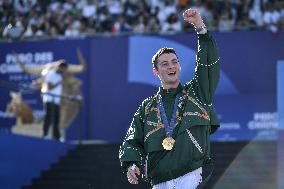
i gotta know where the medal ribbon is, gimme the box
[158,93,181,137]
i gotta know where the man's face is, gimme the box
[61,67,68,73]
[154,53,181,86]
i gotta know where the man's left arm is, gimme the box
[194,31,220,105]
[183,9,220,105]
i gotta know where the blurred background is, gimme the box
[0,0,283,188]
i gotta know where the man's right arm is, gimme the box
[119,103,146,184]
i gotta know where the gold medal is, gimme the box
[162,137,175,150]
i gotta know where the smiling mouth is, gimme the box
[167,71,176,76]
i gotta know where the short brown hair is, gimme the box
[152,47,178,69]
[58,62,68,69]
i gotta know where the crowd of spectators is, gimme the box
[1,0,284,40]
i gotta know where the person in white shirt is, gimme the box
[42,61,68,140]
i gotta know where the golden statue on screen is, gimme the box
[14,48,86,139]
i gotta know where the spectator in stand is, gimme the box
[157,0,177,26]
[64,21,81,38]
[236,12,255,30]
[133,15,146,33]
[280,2,284,27]
[14,0,36,14]
[145,15,161,33]
[2,19,25,39]
[218,8,235,32]
[97,5,113,33]
[263,2,281,33]
[108,0,123,20]
[162,13,182,32]
[113,15,132,33]
[249,3,264,27]
[81,0,97,19]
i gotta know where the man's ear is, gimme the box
[153,68,158,76]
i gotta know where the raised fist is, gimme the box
[182,8,203,27]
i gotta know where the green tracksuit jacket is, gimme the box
[119,32,220,185]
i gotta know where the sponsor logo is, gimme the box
[0,52,53,74]
[220,122,241,130]
[0,111,14,118]
[248,112,278,130]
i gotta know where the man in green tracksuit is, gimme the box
[119,8,220,189]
